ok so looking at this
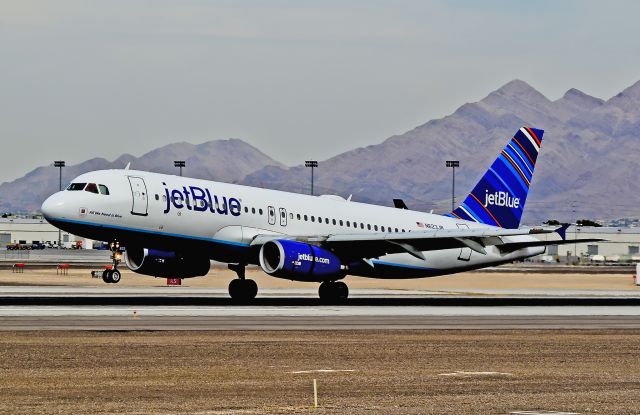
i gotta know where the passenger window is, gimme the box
[360,223,364,229]
[367,224,371,230]
[339,220,343,226]
[155,194,159,201]
[252,208,256,214]
[318,216,322,223]
[311,216,315,222]
[325,218,329,224]
[304,215,308,221]
[374,225,378,231]
[346,221,350,227]
[67,183,86,191]
[85,183,99,194]
[259,209,263,215]
[289,213,293,219]
[244,207,249,213]
[297,214,301,220]
[395,228,399,233]
[332,219,336,225]
[353,222,358,228]
[98,185,110,195]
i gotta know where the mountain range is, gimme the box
[1,79,638,224]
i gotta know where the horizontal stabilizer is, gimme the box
[556,223,571,240]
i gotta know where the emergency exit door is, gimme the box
[128,176,148,216]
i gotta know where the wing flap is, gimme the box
[496,238,605,253]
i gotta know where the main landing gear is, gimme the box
[103,241,122,284]
[228,264,258,302]
[318,281,349,303]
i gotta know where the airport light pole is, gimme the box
[305,160,318,195]
[174,160,185,177]
[54,160,65,249]
[445,160,459,211]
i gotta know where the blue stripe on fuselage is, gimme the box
[45,216,250,247]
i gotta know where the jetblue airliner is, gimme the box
[41,127,597,301]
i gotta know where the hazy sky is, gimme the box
[1,0,639,183]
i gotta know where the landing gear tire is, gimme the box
[318,281,349,303]
[102,269,121,284]
[228,278,258,302]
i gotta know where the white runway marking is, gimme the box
[439,371,513,377]
[289,369,356,374]
[0,305,639,317]
[510,412,581,415]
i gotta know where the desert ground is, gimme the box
[1,330,639,414]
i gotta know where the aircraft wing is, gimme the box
[251,227,569,261]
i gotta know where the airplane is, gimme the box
[41,127,600,302]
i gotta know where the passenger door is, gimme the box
[267,206,276,225]
[279,208,287,226]
[128,176,148,216]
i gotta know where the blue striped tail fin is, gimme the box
[445,127,544,229]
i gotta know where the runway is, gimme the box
[1,286,640,330]
[2,314,640,330]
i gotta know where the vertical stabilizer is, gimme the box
[445,127,544,229]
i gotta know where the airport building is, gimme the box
[0,217,81,248]
[535,226,640,263]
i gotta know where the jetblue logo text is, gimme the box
[163,183,241,216]
[298,253,330,265]
[484,190,520,209]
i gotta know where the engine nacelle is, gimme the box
[124,247,210,278]
[259,239,344,282]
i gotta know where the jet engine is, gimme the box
[259,239,344,282]
[124,247,210,278]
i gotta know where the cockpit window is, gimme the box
[98,184,109,195]
[85,183,99,194]
[67,183,86,191]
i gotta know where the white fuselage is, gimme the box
[41,169,544,279]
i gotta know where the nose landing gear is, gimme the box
[102,241,123,284]
[228,264,258,302]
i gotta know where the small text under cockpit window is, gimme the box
[67,183,86,191]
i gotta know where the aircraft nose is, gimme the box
[41,192,66,220]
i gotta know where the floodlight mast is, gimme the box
[305,160,318,195]
[53,160,65,249]
[445,160,459,212]
[174,160,186,177]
